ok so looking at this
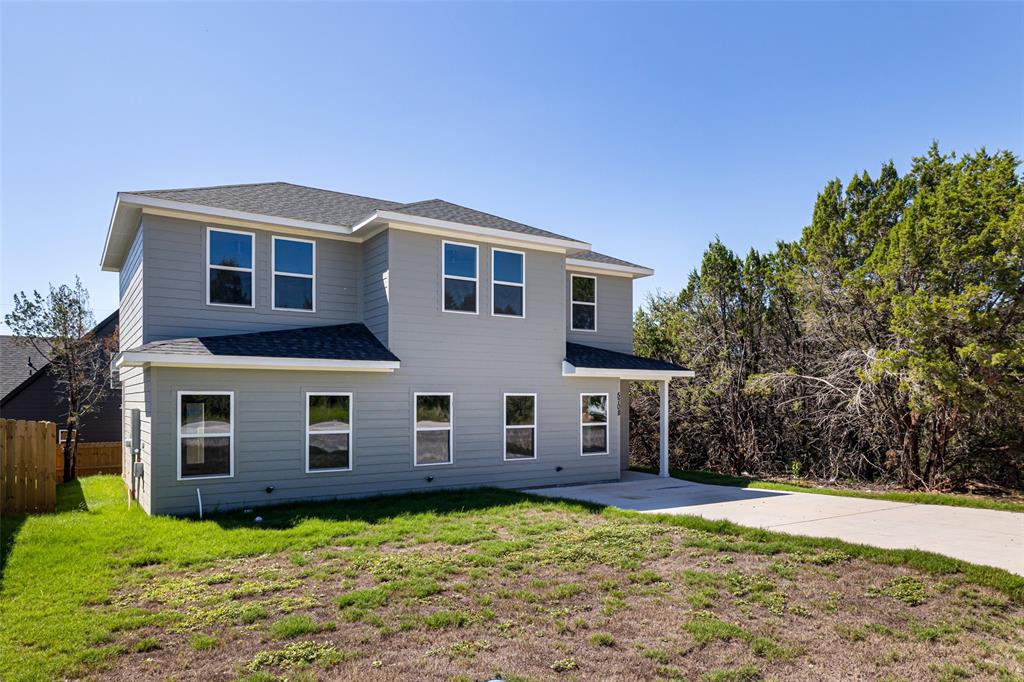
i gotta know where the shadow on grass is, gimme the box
[57,479,89,513]
[0,514,26,581]
[206,486,604,532]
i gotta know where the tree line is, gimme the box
[630,144,1023,492]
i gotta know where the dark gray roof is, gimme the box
[0,336,49,399]
[130,323,399,363]
[128,182,403,228]
[388,199,578,242]
[568,250,648,270]
[565,342,689,372]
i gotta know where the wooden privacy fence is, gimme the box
[56,441,122,482]
[1,419,57,516]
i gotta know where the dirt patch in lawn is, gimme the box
[90,509,1023,682]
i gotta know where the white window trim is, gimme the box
[503,392,537,461]
[176,390,235,481]
[57,428,77,444]
[579,392,609,456]
[570,274,597,332]
[413,391,454,466]
[206,226,255,308]
[491,248,526,318]
[272,235,316,312]
[441,240,479,315]
[305,391,353,473]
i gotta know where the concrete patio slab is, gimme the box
[523,471,1024,575]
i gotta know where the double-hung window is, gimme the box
[492,249,525,317]
[442,241,478,314]
[570,274,596,331]
[414,393,453,465]
[273,236,315,311]
[208,228,254,307]
[178,391,234,479]
[503,393,536,460]
[580,393,608,456]
[306,392,352,472]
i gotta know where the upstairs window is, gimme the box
[570,274,596,331]
[504,393,536,460]
[415,393,453,465]
[208,228,254,307]
[443,242,478,314]
[273,236,315,311]
[306,393,352,472]
[492,249,525,317]
[178,392,233,479]
[580,393,608,456]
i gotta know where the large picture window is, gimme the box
[273,236,315,311]
[208,228,254,307]
[492,249,525,317]
[178,392,233,479]
[415,393,453,465]
[443,242,478,314]
[504,393,536,460]
[306,393,352,472]
[580,393,608,456]
[570,274,596,331]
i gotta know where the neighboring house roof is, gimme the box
[564,342,692,379]
[1,310,120,407]
[127,323,400,363]
[0,336,50,399]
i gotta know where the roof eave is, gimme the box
[565,258,655,279]
[561,360,694,380]
[115,351,399,372]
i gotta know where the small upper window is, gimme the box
[443,242,478,314]
[415,393,453,465]
[306,393,352,472]
[273,236,315,311]
[492,249,525,318]
[504,393,536,460]
[570,275,596,331]
[580,393,608,456]
[178,392,233,478]
[208,228,254,307]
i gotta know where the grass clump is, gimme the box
[589,632,615,646]
[248,641,351,671]
[700,664,762,682]
[868,576,929,606]
[550,656,578,672]
[131,637,160,653]
[269,615,336,639]
[424,609,469,629]
[189,632,219,651]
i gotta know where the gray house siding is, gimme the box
[565,272,634,353]
[121,365,153,511]
[119,226,145,350]
[362,231,389,345]
[139,215,363,343]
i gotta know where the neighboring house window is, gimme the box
[306,392,352,472]
[414,393,453,465]
[57,428,77,444]
[492,249,525,317]
[580,393,608,456]
[442,241,478,314]
[503,393,536,460]
[273,236,315,311]
[570,274,596,331]
[208,228,254,307]
[177,391,233,479]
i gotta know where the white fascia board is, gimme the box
[565,258,655,279]
[116,351,399,372]
[365,210,592,252]
[561,360,694,380]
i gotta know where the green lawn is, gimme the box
[1,476,1022,682]
[632,467,1024,513]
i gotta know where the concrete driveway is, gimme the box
[524,471,1024,575]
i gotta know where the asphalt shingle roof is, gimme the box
[129,182,403,228]
[130,323,399,363]
[565,342,689,372]
[0,336,49,399]
[568,250,647,269]
[387,199,578,242]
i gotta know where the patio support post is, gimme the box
[659,379,669,477]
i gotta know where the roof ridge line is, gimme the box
[123,181,284,195]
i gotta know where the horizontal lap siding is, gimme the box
[121,365,152,512]
[146,230,621,515]
[565,272,634,353]
[119,227,145,350]
[140,215,362,343]
[362,231,389,345]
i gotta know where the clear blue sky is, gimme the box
[2,2,1021,333]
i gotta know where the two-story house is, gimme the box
[101,183,691,515]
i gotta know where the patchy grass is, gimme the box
[1,475,1022,681]
[635,466,1024,513]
